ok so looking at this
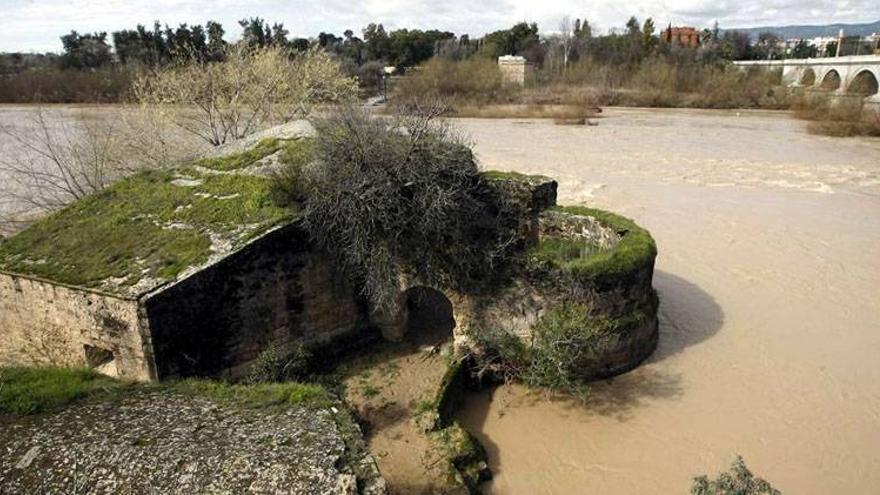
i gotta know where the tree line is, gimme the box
[2,15,805,74]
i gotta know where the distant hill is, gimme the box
[725,19,880,40]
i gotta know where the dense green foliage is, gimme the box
[0,142,298,291]
[692,456,781,495]
[524,303,617,392]
[0,367,124,415]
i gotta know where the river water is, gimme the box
[454,109,880,494]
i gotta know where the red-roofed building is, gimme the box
[661,26,701,48]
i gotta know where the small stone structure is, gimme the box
[498,55,534,86]
[0,128,657,384]
[367,174,659,379]
[0,127,372,381]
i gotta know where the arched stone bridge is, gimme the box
[734,55,880,103]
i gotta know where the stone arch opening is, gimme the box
[820,69,841,90]
[402,286,455,346]
[848,70,879,96]
[800,68,816,86]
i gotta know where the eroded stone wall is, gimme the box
[462,208,659,380]
[143,222,371,379]
[0,273,155,381]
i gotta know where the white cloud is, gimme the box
[1,0,878,52]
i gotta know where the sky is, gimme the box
[1,0,879,52]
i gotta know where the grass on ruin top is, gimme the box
[167,379,331,410]
[196,137,302,171]
[481,170,552,184]
[530,237,603,266]
[0,140,309,294]
[0,366,332,417]
[532,206,657,287]
[0,367,127,415]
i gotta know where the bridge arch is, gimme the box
[820,69,842,90]
[847,69,879,96]
[799,68,816,86]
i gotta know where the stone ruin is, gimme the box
[0,129,658,383]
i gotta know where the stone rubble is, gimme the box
[0,389,384,494]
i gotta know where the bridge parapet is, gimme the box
[733,55,880,98]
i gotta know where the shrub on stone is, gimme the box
[524,302,617,396]
[292,104,518,311]
[246,341,312,384]
[692,456,780,495]
[469,303,617,397]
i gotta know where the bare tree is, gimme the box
[559,16,575,70]
[133,45,358,146]
[0,108,121,230]
[0,106,200,234]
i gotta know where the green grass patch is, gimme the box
[538,206,657,287]
[530,237,602,266]
[481,170,552,183]
[195,138,290,171]
[0,366,124,415]
[0,164,296,292]
[167,378,331,409]
[195,137,314,172]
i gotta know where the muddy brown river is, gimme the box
[454,109,880,494]
[2,106,879,493]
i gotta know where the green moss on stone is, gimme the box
[0,367,128,415]
[541,205,657,286]
[480,170,552,183]
[0,165,295,293]
[430,422,491,493]
[166,378,331,409]
[196,138,280,171]
[529,237,602,266]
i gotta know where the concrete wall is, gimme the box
[0,273,155,381]
[498,56,533,86]
[143,222,370,380]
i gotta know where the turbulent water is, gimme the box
[454,109,880,494]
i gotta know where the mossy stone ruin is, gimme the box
[0,132,658,384]
[371,173,659,382]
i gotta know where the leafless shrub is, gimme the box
[793,94,880,137]
[133,45,358,146]
[293,103,518,311]
[0,106,199,233]
[393,57,518,108]
[692,456,780,495]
